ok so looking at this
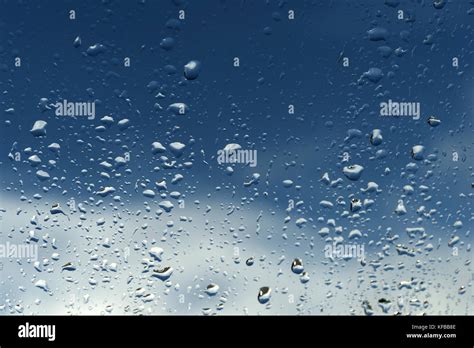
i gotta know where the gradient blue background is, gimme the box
[0,0,472,315]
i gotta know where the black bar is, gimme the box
[0,315,472,346]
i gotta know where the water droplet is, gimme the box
[362,68,383,83]
[378,298,392,313]
[350,198,362,212]
[343,165,364,181]
[73,36,81,48]
[34,279,49,292]
[367,27,388,41]
[427,116,441,127]
[370,129,383,146]
[151,266,173,281]
[205,283,219,296]
[257,286,271,304]
[160,37,175,50]
[411,145,425,160]
[433,0,446,9]
[291,258,304,274]
[36,170,50,181]
[142,189,156,198]
[86,43,106,56]
[169,142,186,157]
[149,247,164,261]
[300,272,310,284]
[61,262,76,272]
[184,60,201,80]
[30,120,47,137]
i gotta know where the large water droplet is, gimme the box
[370,129,383,146]
[291,258,304,274]
[411,145,425,160]
[257,286,271,304]
[184,60,201,80]
[151,266,173,280]
[343,165,364,181]
[205,283,219,296]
